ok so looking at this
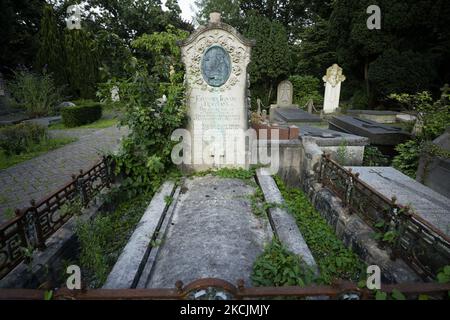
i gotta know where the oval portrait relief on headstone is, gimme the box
[201,45,231,87]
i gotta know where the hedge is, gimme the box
[0,122,48,155]
[61,102,102,127]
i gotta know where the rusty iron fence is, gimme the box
[0,278,449,300]
[319,154,450,280]
[0,156,114,280]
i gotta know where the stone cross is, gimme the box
[277,80,293,107]
[322,64,345,114]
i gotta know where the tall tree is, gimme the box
[195,0,243,30]
[65,29,99,99]
[0,0,46,75]
[35,5,66,85]
[245,14,291,105]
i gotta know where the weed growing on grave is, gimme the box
[274,176,366,284]
[251,238,316,287]
[75,190,151,288]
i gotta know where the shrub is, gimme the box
[61,101,102,127]
[289,75,323,107]
[0,122,48,155]
[363,146,390,166]
[8,70,63,117]
[392,139,422,178]
[350,89,369,110]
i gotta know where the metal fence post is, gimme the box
[29,199,46,250]
[76,170,88,207]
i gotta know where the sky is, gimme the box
[162,0,198,22]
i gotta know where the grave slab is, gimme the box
[144,176,272,288]
[273,107,321,124]
[329,115,410,146]
[347,167,450,237]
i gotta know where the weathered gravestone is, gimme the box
[277,80,294,107]
[180,13,254,171]
[269,80,321,124]
[322,64,346,114]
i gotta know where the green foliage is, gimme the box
[61,102,102,128]
[65,29,100,99]
[96,30,133,80]
[35,5,66,85]
[391,88,450,177]
[437,265,450,284]
[75,190,151,288]
[390,89,450,141]
[350,88,369,110]
[293,18,336,78]
[328,0,450,105]
[245,14,290,105]
[289,75,323,107]
[369,49,437,98]
[212,167,256,180]
[363,146,390,167]
[0,122,47,155]
[392,139,422,178]
[275,176,365,284]
[97,27,188,195]
[251,239,316,287]
[8,70,63,117]
[195,0,243,30]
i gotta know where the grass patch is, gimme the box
[0,137,76,170]
[49,117,119,130]
[275,176,366,284]
[75,189,152,288]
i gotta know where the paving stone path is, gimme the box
[0,126,128,224]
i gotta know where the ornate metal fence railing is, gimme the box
[0,278,449,300]
[0,156,114,280]
[319,154,450,280]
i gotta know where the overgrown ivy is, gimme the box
[274,176,366,284]
[97,26,188,197]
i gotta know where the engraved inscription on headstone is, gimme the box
[180,13,254,170]
[201,46,231,87]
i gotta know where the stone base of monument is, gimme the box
[329,115,411,146]
[299,125,369,166]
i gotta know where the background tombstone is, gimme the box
[277,80,294,107]
[322,64,346,114]
[180,13,254,171]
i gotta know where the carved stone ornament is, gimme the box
[180,15,254,93]
[323,64,346,88]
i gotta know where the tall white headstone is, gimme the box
[322,64,346,114]
[180,13,254,171]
